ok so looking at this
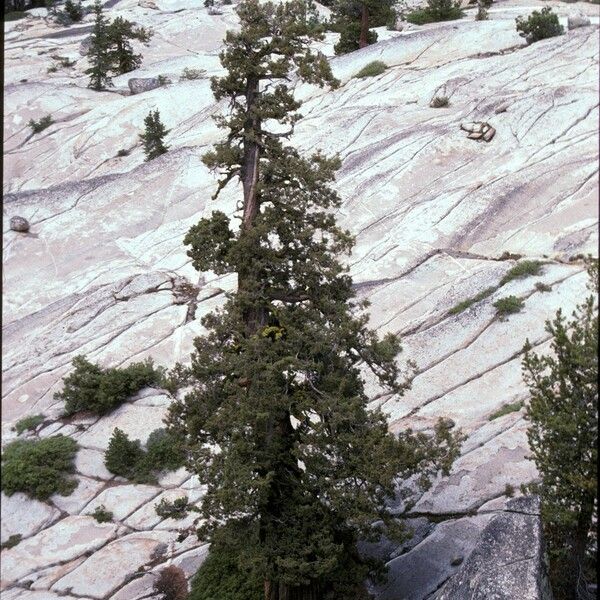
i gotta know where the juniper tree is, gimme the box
[167,2,464,598]
[107,16,152,74]
[86,1,113,91]
[140,110,169,160]
[522,259,598,600]
[63,0,83,22]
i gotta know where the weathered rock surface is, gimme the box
[2,1,598,598]
[435,496,553,600]
[128,77,163,94]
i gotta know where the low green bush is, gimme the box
[90,504,113,523]
[488,400,524,421]
[155,496,191,520]
[406,0,464,24]
[180,67,206,80]
[535,282,552,293]
[28,115,54,133]
[493,295,524,318]
[500,260,544,285]
[104,427,185,484]
[504,483,515,497]
[55,356,163,416]
[448,287,496,315]
[1,435,78,500]
[13,414,45,435]
[354,61,388,79]
[515,7,564,44]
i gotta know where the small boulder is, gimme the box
[78,37,91,56]
[568,12,591,30]
[138,0,159,8]
[128,77,162,95]
[9,216,30,233]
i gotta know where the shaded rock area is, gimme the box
[435,496,553,600]
[2,0,599,598]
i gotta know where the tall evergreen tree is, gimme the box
[140,110,169,161]
[85,1,113,91]
[107,16,152,75]
[331,0,395,54]
[522,259,598,600]
[168,2,463,598]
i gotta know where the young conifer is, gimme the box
[140,110,169,161]
[332,0,395,54]
[107,17,152,74]
[85,1,113,91]
[168,1,464,598]
[522,259,598,600]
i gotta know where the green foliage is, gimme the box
[140,110,170,161]
[1,435,78,500]
[331,0,395,54]
[189,534,263,600]
[90,504,113,523]
[155,496,191,520]
[5,11,26,20]
[104,427,146,480]
[1,534,22,549]
[154,565,190,600]
[448,287,495,315]
[504,483,515,498]
[117,148,130,157]
[169,1,464,594]
[333,21,377,55]
[55,355,162,416]
[160,363,193,395]
[63,0,83,21]
[516,7,564,44]
[522,260,598,598]
[28,115,53,133]
[86,1,113,90]
[353,60,388,79]
[488,400,523,421]
[500,259,544,285]
[107,16,152,74]
[14,414,44,435]
[406,0,464,24]
[104,427,185,483]
[493,295,524,318]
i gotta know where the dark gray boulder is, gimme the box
[9,216,30,232]
[128,77,163,95]
[434,496,553,600]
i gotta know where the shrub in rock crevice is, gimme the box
[516,7,564,44]
[104,427,185,483]
[1,435,79,501]
[154,565,189,600]
[55,356,163,416]
[353,60,388,79]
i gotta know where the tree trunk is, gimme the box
[359,4,369,49]
[565,500,594,600]
[264,581,321,600]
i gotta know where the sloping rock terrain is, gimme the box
[2,0,599,598]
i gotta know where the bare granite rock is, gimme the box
[434,496,553,600]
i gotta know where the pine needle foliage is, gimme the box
[86,1,113,91]
[168,2,464,597]
[522,259,598,599]
[140,110,170,161]
[108,17,152,74]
